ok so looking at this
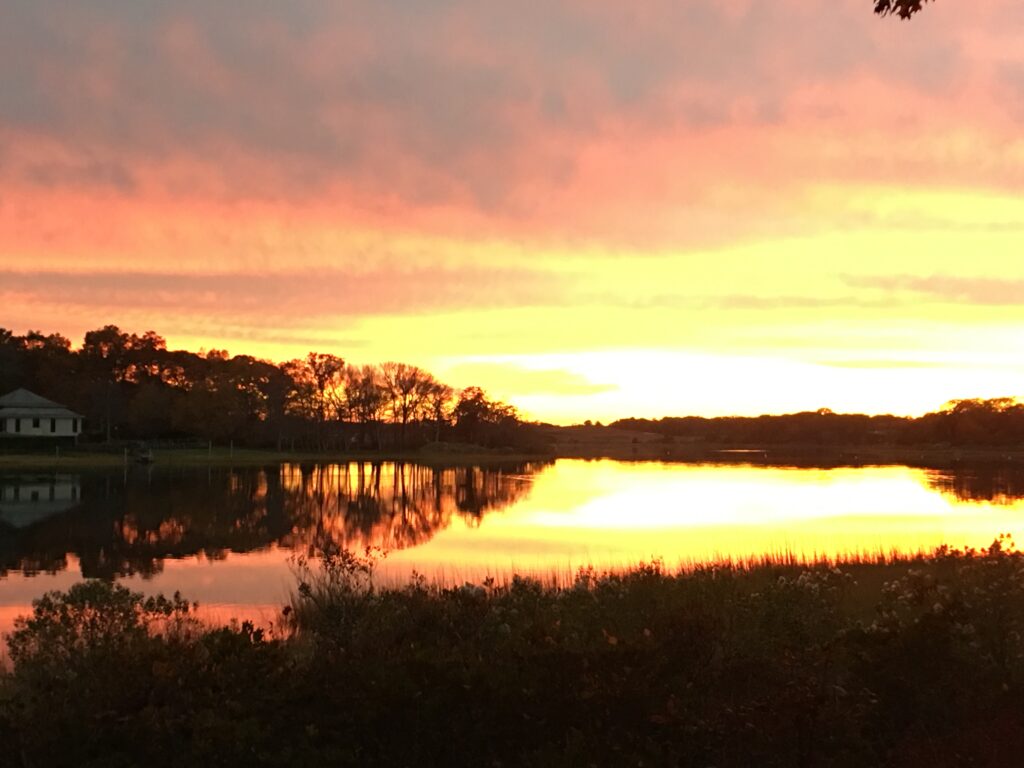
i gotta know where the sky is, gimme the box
[2,0,1024,424]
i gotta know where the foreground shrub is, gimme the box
[0,582,305,766]
[4,544,1024,766]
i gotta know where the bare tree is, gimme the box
[282,353,345,448]
[380,362,433,446]
[423,379,455,443]
[344,364,387,449]
[305,353,346,423]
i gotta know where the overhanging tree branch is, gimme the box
[874,0,934,19]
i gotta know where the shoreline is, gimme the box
[3,441,1024,471]
[551,442,1024,468]
[0,446,554,471]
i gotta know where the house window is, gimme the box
[0,418,5,433]
[73,418,79,433]
[32,417,40,429]
[15,419,21,433]
[50,418,57,433]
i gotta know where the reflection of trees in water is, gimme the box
[926,466,1024,505]
[278,463,541,555]
[0,469,287,579]
[0,462,546,579]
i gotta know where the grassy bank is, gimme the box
[0,445,551,471]
[7,432,1024,472]
[4,543,1024,766]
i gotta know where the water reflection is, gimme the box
[2,459,1024,621]
[415,462,1024,577]
[277,463,541,555]
[0,462,544,579]
[925,466,1024,505]
[0,475,81,529]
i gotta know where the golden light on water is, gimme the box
[365,461,1023,580]
[2,460,1023,638]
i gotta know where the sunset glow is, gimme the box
[4,460,1023,639]
[3,1,1024,421]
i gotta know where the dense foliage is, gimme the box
[3,541,1024,766]
[0,326,533,451]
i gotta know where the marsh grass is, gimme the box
[5,540,1024,766]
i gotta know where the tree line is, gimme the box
[0,326,536,451]
[612,398,1024,449]
[5,325,1019,452]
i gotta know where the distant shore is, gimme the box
[551,441,1024,468]
[0,445,553,471]
[538,423,1024,466]
[4,436,1024,472]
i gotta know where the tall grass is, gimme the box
[5,539,1024,766]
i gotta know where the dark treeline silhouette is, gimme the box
[612,398,1024,450]
[0,326,538,451]
[0,462,545,579]
[7,326,1022,454]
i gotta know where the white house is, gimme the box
[0,388,83,442]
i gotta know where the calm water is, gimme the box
[2,458,1024,635]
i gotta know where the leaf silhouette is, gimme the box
[874,0,934,19]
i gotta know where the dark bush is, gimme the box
[5,544,1024,766]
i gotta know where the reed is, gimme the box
[4,539,1024,766]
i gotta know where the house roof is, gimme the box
[0,389,83,418]
[0,407,82,419]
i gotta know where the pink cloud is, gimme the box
[0,266,571,322]
[1,0,1022,255]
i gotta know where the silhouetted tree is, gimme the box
[425,381,455,442]
[81,325,133,382]
[0,329,24,393]
[344,365,387,449]
[380,362,433,447]
[305,353,346,423]
[453,387,520,447]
